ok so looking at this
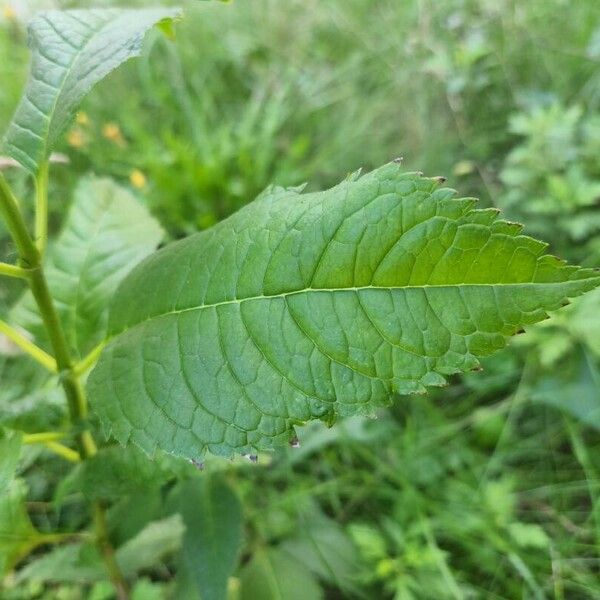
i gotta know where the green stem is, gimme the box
[0,261,28,279]
[0,319,57,372]
[23,431,66,444]
[94,502,130,600]
[44,440,81,462]
[0,174,37,265]
[0,172,128,598]
[35,161,49,254]
[73,340,106,376]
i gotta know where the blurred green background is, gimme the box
[2,0,600,598]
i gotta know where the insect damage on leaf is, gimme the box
[87,163,600,460]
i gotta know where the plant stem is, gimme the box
[94,502,130,600]
[35,161,49,254]
[44,440,81,462]
[0,172,129,598]
[74,340,107,376]
[0,261,28,279]
[0,319,57,372]
[0,174,37,265]
[23,431,66,444]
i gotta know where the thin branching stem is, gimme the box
[23,431,66,444]
[0,171,129,598]
[0,319,57,372]
[73,340,107,376]
[0,261,29,279]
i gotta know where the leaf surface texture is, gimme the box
[88,164,600,458]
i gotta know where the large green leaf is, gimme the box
[3,8,181,174]
[12,177,163,356]
[178,476,243,600]
[87,163,600,459]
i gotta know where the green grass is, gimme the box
[1,0,600,597]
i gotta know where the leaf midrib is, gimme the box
[111,278,599,336]
[33,12,114,167]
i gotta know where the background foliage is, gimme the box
[1,0,600,598]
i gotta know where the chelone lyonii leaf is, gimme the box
[3,8,181,174]
[87,163,600,459]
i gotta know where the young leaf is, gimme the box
[3,8,181,174]
[178,476,243,600]
[12,177,163,356]
[87,163,600,459]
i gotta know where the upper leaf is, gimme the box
[87,163,600,459]
[3,8,181,174]
[12,177,164,356]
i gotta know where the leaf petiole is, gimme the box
[23,431,66,444]
[0,319,57,373]
[0,261,29,279]
[43,441,81,463]
[73,341,107,376]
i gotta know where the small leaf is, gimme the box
[3,8,181,174]
[88,163,600,459]
[178,476,243,600]
[0,428,22,495]
[240,548,323,600]
[0,480,45,574]
[12,176,163,356]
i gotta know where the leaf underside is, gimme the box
[3,8,181,174]
[87,164,600,459]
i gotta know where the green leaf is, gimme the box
[178,476,243,600]
[0,480,45,574]
[531,348,600,430]
[0,428,22,495]
[117,515,185,577]
[88,163,600,459]
[16,543,104,585]
[3,8,181,174]
[240,548,323,600]
[12,176,163,356]
[55,445,171,504]
[17,515,184,584]
[279,513,360,595]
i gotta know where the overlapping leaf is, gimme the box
[12,177,163,356]
[3,8,181,174]
[88,163,600,459]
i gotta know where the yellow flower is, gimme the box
[102,122,125,146]
[76,111,89,126]
[67,128,86,149]
[129,169,147,189]
[2,4,17,20]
